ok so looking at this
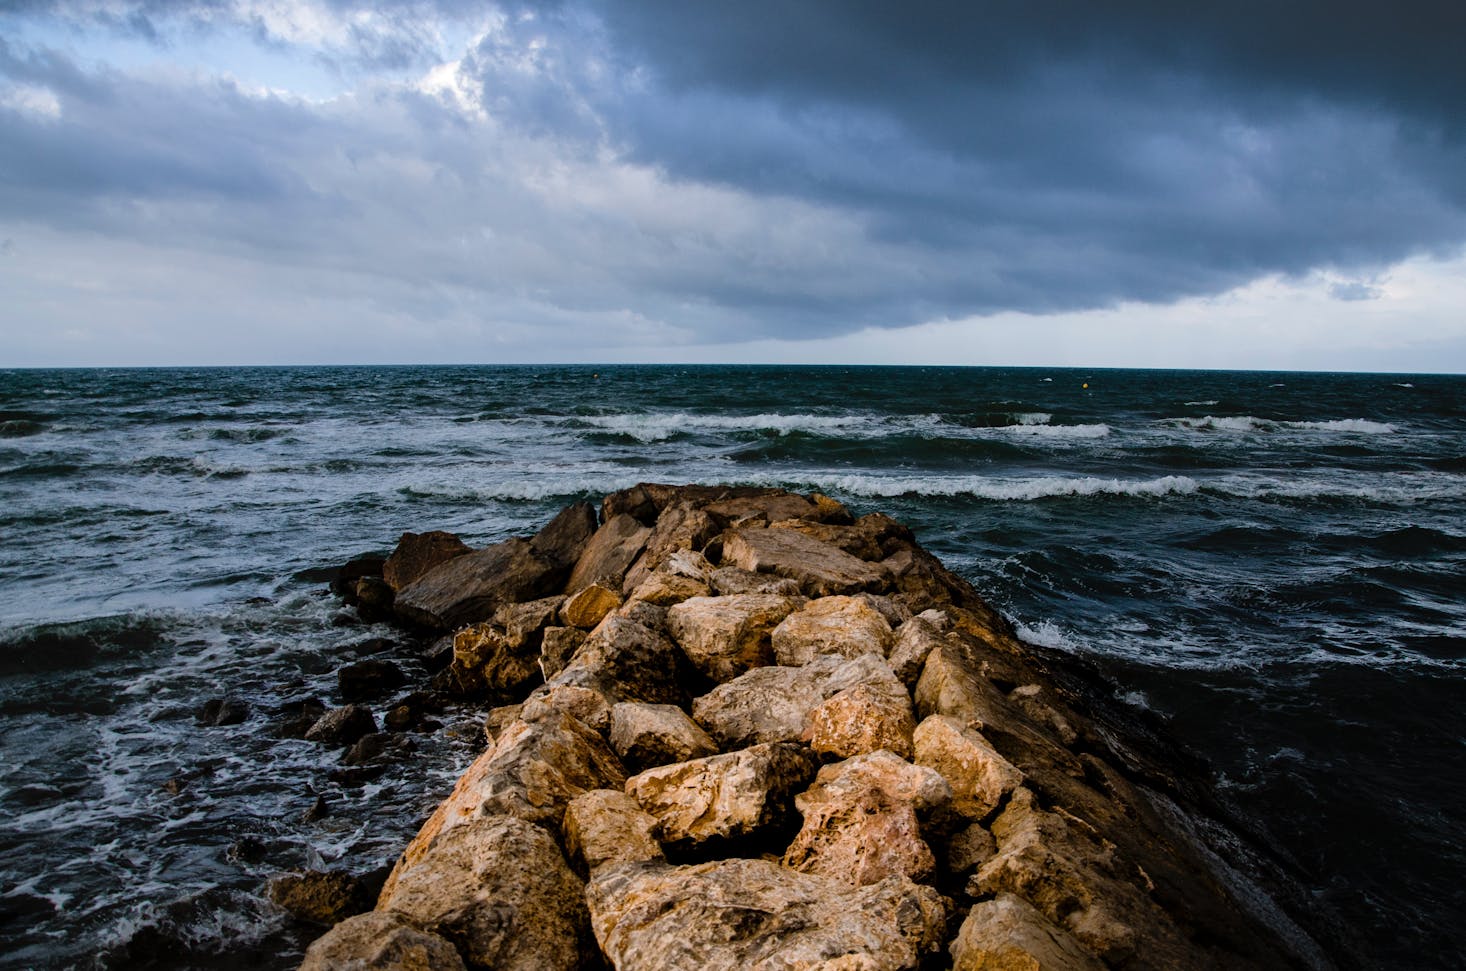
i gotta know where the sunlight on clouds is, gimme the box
[0,83,63,119]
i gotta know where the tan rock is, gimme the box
[558,614,687,706]
[449,622,541,700]
[523,683,613,735]
[298,910,466,971]
[767,519,885,560]
[538,626,586,680]
[809,491,853,523]
[621,502,721,593]
[722,525,889,597]
[609,702,718,772]
[586,857,948,971]
[382,530,470,592]
[562,789,664,873]
[560,582,622,629]
[770,595,894,666]
[947,821,999,878]
[913,643,1012,730]
[703,492,820,525]
[627,570,711,606]
[888,615,946,687]
[913,715,1024,821]
[566,513,651,595]
[665,594,805,682]
[624,742,818,846]
[951,893,1104,971]
[707,566,803,596]
[803,679,917,760]
[493,595,564,650]
[394,538,561,631]
[381,814,589,971]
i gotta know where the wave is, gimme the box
[570,411,1107,443]
[778,473,1199,501]
[1165,416,1396,435]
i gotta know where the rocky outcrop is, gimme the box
[299,484,1335,971]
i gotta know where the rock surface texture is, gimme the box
[297,485,1337,971]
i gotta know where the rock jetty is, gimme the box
[299,484,1332,970]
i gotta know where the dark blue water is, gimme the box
[1,365,1462,969]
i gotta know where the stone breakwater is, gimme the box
[296,484,1332,970]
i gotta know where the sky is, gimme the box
[2,1,1464,371]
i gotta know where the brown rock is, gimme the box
[531,501,599,571]
[448,623,542,700]
[523,683,613,735]
[947,821,999,879]
[395,538,560,630]
[586,857,948,971]
[707,566,803,596]
[913,715,1024,822]
[703,492,820,525]
[766,519,885,560]
[562,789,664,873]
[493,595,564,651]
[560,582,623,629]
[338,659,406,703]
[627,570,711,606]
[624,742,818,847]
[565,514,651,595]
[803,679,917,760]
[268,868,381,926]
[558,614,687,706]
[770,594,894,666]
[914,643,1012,731]
[382,530,471,592]
[381,814,590,971]
[721,525,889,597]
[539,626,586,680]
[665,594,806,682]
[304,704,377,747]
[298,910,466,971]
[609,702,718,772]
[621,502,721,593]
[888,615,947,687]
[951,892,1104,971]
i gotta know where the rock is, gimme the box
[395,538,561,631]
[562,789,664,873]
[624,742,818,847]
[351,576,396,621]
[609,702,718,772]
[381,814,590,971]
[587,857,948,971]
[601,483,660,525]
[298,910,467,971]
[706,565,804,596]
[765,519,885,560]
[621,501,721,593]
[338,659,406,703]
[782,751,949,887]
[888,615,946,687]
[803,679,917,760]
[560,582,622,629]
[627,570,710,606]
[539,626,587,680]
[692,653,899,750]
[721,525,890,597]
[493,595,564,652]
[268,868,383,926]
[196,697,249,726]
[446,622,542,701]
[523,683,613,735]
[273,697,328,738]
[914,642,1012,731]
[703,492,820,525]
[304,704,377,747]
[557,614,687,706]
[565,513,651,595]
[665,594,805,682]
[947,821,998,879]
[913,715,1024,821]
[770,594,894,666]
[615,597,669,630]
[951,892,1105,971]
[481,703,523,743]
[531,501,599,572]
[302,794,331,822]
[382,530,471,592]
[341,731,413,766]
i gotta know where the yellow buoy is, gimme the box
[1082,382,1089,389]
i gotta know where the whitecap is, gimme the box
[1287,418,1396,434]
[792,473,1198,501]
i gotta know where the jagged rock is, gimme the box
[338,659,406,703]
[782,751,949,888]
[493,595,564,651]
[615,597,668,630]
[721,525,889,597]
[382,531,471,592]
[914,715,1024,821]
[601,483,660,525]
[539,626,586,680]
[627,570,711,606]
[947,821,999,879]
[889,615,946,686]
[481,703,523,743]
[395,538,561,630]
[951,892,1105,971]
[350,577,396,621]
[273,697,328,738]
[298,910,466,971]
[196,697,249,726]
[268,868,383,926]
[914,643,1012,730]
[707,565,803,596]
[381,814,590,971]
[531,501,599,572]
[523,683,613,735]
[809,492,853,524]
[446,623,541,700]
[621,502,721,593]
[341,731,413,766]
[803,679,917,760]
[692,653,898,750]
[304,704,377,747]
[566,514,651,594]
[586,857,948,971]
[560,583,622,629]
[558,614,687,706]
[665,594,806,682]
[562,789,664,873]
[609,702,718,772]
[1008,683,1080,747]
[625,742,818,847]
[703,492,820,525]
[765,519,885,560]
[770,594,894,666]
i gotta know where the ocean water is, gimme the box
[0,364,1462,969]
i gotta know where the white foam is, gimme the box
[578,412,874,442]
[1184,400,1220,406]
[1288,418,1396,434]
[1016,619,1085,652]
[798,473,1199,501]
[1010,412,1053,426]
[1166,415,1396,435]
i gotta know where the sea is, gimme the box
[0,364,1462,970]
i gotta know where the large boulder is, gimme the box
[560,582,622,629]
[914,715,1024,822]
[707,566,803,596]
[586,857,948,971]
[803,678,917,760]
[770,595,894,666]
[557,615,687,706]
[665,594,806,682]
[443,623,542,701]
[620,502,721,593]
[298,910,466,971]
[721,525,890,598]
[380,814,590,971]
[268,868,382,927]
[888,613,948,687]
[609,702,718,773]
[565,514,651,595]
[530,501,599,573]
[382,531,471,592]
[561,789,665,874]
[394,539,561,631]
[951,892,1104,971]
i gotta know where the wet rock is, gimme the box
[382,530,470,592]
[299,910,466,971]
[352,577,397,622]
[382,691,442,733]
[327,554,386,598]
[196,697,249,726]
[304,704,377,748]
[531,501,599,573]
[706,565,804,596]
[394,538,561,631]
[609,701,718,773]
[302,795,331,822]
[951,892,1105,971]
[381,814,590,971]
[913,715,1024,822]
[566,513,651,595]
[446,622,542,701]
[338,659,406,703]
[587,857,948,971]
[272,697,328,738]
[783,750,949,888]
[803,678,917,760]
[770,594,894,666]
[721,525,890,597]
[539,626,587,680]
[665,594,806,682]
[562,789,664,873]
[888,615,946,687]
[625,742,818,847]
[341,731,414,766]
[268,867,383,926]
[560,582,622,629]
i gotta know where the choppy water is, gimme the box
[1,365,1462,969]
